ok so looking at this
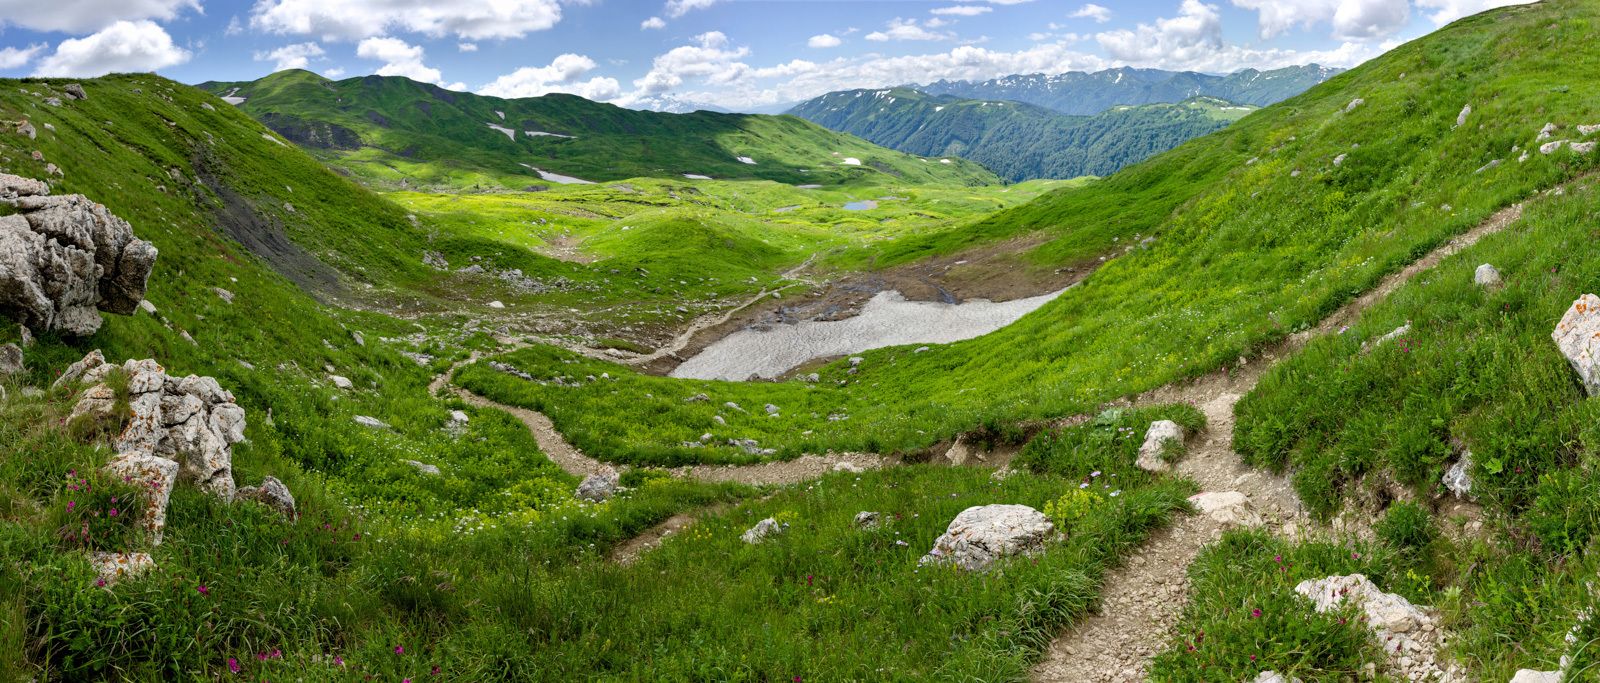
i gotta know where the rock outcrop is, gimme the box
[1295,574,1456,681]
[1552,294,1600,396]
[0,174,157,335]
[67,352,246,499]
[920,504,1055,572]
[741,517,783,544]
[236,476,296,516]
[1136,420,1185,472]
[0,342,21,375]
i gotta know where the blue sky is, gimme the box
[0,0,1534,111]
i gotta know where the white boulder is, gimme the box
[1511,670,1563,683]
[1187,491,1263,527]
[1475,264,1502,286]
[920,504,1055,572]
[576,465,620,502]
[1294,574,1431,635]
[236,475,296,516]
[329,375,353,390]
[1136,420,1185,472]
[1552,294,1600,395]
[742,517,783,544]
[1443,453,1474,499]
[88,552,155,585]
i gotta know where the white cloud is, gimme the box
[325,67,345,78]
[33,20,192,77]
[255,42,326,71]
[1070,3,1113,22]
[251,0,567,41]
[0,0,200,33]
[808,34,842,48]
[356,36,443,84]
[664,0,717,19]
[480,53,622,100]
[866,19,953,42]
[1230,0,1410,40]
[225,16,245,36]
[1096,0,1385,71]
[0,44,46,70]
[931,6,992,16]
[459,42,478,52]
[641,16,666,29]
[1412,0,1536,26]
[631,31,752,97]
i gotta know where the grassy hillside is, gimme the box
[788,87,1254,182]
[195,70,1000,191]
[921,64,1343,115]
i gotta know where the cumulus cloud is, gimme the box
[641,16,666,29]
[664,0,717,19]
[1412,0,1536,26]
[356,36,443,84]
[1230,0,1410,40]
[251,0,567,41]
[459,42,478,52]
[1096,0,1386,71]
[931,6,992,16]
[479,53,622,100]
[0,44,46,70]
[866,19,953,42]
[808,34,842,48]
[255,42,326,71]
[632,31,752,96]
[33,20,192,77]
[0,0,200,33]
[325,67,346,78]
[1070,3,1113,22]
[225,16,245,36]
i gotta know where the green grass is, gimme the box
[197,70,1002,192]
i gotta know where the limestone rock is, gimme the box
[1456,104,1471,127]
[920,504,1055,572]
[53,348,105,388]
[213,287,233,304]
[1188,491,1264,527]
[1476,159,1502,174]
[853,511,880,529]
[62,83,86,100]
[88,552,154,585]
[1552,294,1600,395]
[1344,98,1364,113]
[1363,323,1411,353]
[1136,420,1185,472]
[236,476,296,516]
[488,300,505,308]
[1511,670,1563,683]
[833,461,863,473]
[0,342,21,375]
[14,120,35,140]
[1255,672,1303,683]
[765,403,779,415]
[404,460,441,475]
[104,451,179,544]
[1574,142,1597,154]
[1542,140,1567,155]
[1539,123,1559,141]
[1294,574,1431,635]
[0,179,158,335]
[1334,153,1347,167]
[1475,264,1502,286]
[741,517,783,544]
[1443,453,1474,499]
[354,415,390,429]
[329,375,353,390]
[576,465,620,502]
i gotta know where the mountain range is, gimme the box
[918,64,1344,116]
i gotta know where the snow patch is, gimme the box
[518,163,594,184]
[840,157,861,166]
[525,130,574,139]
[736,156,756,164]
[486,122,516,141]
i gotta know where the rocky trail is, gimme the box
[1032,204,1520,682]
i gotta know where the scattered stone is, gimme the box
[88,552,155,585]
[765,403,779,415]
[712,415,726,425]
[404,460,441,475]
[576,465,621,502]
[1542,140,1567,155]
[1290,170,1301,177]
[44,163,61,177]
[1297,574,1430,634]
[0,175,158,335]
[1574,141,1597,154]
[853,511,880,529]
[804,373,820,382]
[1443,453,1474,499]
[1475,263,1502,287]
[1511,670,1564,683]
[684,393,709,403]
[0,343,21,375]
[458,264,484,274]
[236,476,296,516]
[1538,123,1558,141]
[14,120,35,139]
[329,375,353,390]
[1255,672,1303,683]
[52,348,104,388]
[833,461,863,473]
[1344,98,1364,113]
[43,97,61,107]
[913,346,930,353]
[1334,153,1347,167]
[139,300,157,315]
[1475,159,1502,174]
[488,301,505,308]
[1553,294,1600,396]
[1580,124,1600,136]
[450,410,469,423]
[1136,420,1185,472]
[1456,104,1471,127]
[1363,323,1411,353]
[848,357,863,367]
[741,517,783,544]
[354,415,390,429]
[179,329,196,346]
[213,287,233,304]
[920,504,1055,572]
[1187,491,1264,527]
[724,401,744,412]
[351,330,364,347]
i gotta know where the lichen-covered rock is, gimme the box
[853,511,881,530]
[0,177,157,335]
[920,504,1055,572]
[104,451,178,544]
[1456,104,1472,127]
[88,552,154,584]
[1552,294,1600,395]
[1136,420,1185,472]
[1294,574,1431,634]
[1344,98,1364,113]
[237,476,296,516]
[576,465,620,502]
[65,353,246,499]
[741,517,783,544]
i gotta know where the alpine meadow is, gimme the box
[5,1,1600,682]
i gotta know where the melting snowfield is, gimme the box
[518,164,594,184]
[670,288,1067,381]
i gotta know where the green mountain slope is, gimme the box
[787,87,1255,182]
[920,64,1343,115]
[195,70,1000,191]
